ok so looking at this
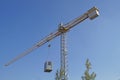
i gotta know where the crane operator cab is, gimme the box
[44,61,52,72]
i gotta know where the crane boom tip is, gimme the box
[4,64,9,67]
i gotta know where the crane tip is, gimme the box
[4,64,9,67]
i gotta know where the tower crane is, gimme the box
[5,7,99,80]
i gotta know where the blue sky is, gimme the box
[0,0,120,80]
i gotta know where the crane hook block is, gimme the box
[48,44,51,47]
[44,61,52,72]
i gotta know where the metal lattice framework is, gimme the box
[5,6,99,80]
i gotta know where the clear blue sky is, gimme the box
[0,0,120,80]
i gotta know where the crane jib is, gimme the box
[5,6,99,66]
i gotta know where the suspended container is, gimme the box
[44,61,52,72]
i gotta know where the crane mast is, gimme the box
[5,6,99,80]
[58,23,68,80]
[60,33,68,80]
